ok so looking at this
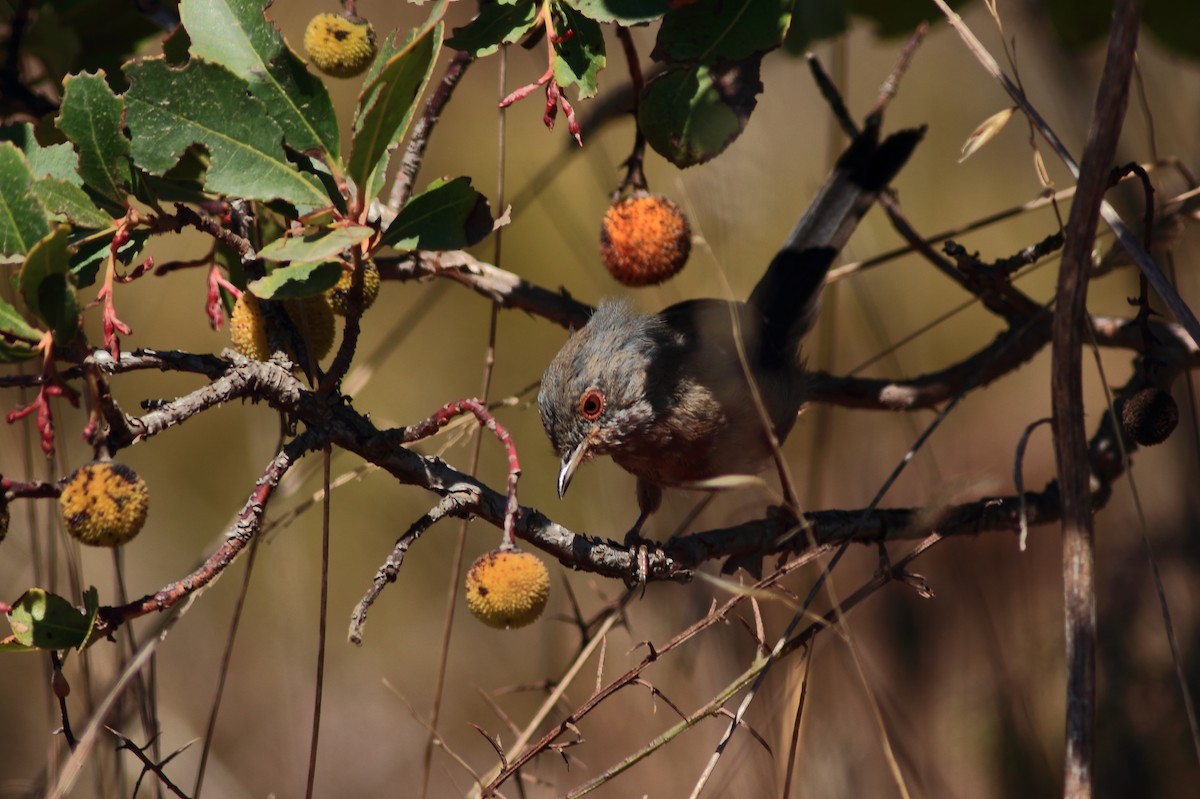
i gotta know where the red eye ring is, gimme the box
[578,387,605,421]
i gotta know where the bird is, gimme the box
[538,119,924,542]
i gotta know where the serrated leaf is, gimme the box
[350,17,443,205]
[638,60,763,168]
[259,225,374,263]
[0,296,42,363]
[56,71,131,208]
[180,0,341,162]
[247,261,343,299]
[33,178,115,229]
[0,143,52,259]
[6,588,93,650]
[125,58,331,211]
[19,227,80,345]
[563,0,668,25]
[552,2,605,98]
[655,0,790,63]
[0,123,83,185]
[447,0,540,57]
[380,176,494,250]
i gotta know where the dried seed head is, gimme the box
[1121,386,1178,447]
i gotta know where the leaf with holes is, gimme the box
[56,72,131,210]
[125,58,331,211]
[180,0,341,162]
[552,2,605,99]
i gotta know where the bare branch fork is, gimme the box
[15,299,1174,642]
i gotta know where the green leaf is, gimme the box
[247,261,343,299]
[180,0,341,162]
[18,227,80,345]
[33,178,115,229]
[380,176,494,250]
[0,296,42,363]
[638,60,762,168]
[259,225,374,263]
[446,0,540,57]
[56,71,131,209]
[563,0,668,25]
[6,588,94,650]
[552,2,606,98]
[0,143,52,259]
[0,123,83,185]
[70,229,148,289]
[350,19,443,205]
[655,0,791,63]
[124,58,331,211]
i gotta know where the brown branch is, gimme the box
[94,431,321,638]
[376,250,592,330]
[1049,4,1142,797]
[77,324,1178,642]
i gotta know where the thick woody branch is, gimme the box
[80,331,1175,637]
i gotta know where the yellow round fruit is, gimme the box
[600,191,692,287]
[304,12,377,79]
[326,261,380,316]
[283,294,336,363]
[465,548,551,629]
[230,293,335,365]
[59,462,149,547]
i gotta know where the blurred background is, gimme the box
[2,0,1199,796]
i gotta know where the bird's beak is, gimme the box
[557,438,591,499]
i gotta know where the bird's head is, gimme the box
[538,300,663,498]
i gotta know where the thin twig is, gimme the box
[304,446,334,799]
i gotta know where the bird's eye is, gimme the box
[577,387,605,421]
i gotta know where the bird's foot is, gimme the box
[622,522,662,591]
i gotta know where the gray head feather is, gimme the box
[538,299,667,461]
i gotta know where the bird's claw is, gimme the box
[622,529,658,592]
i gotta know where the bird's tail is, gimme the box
[748,120,925,367]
